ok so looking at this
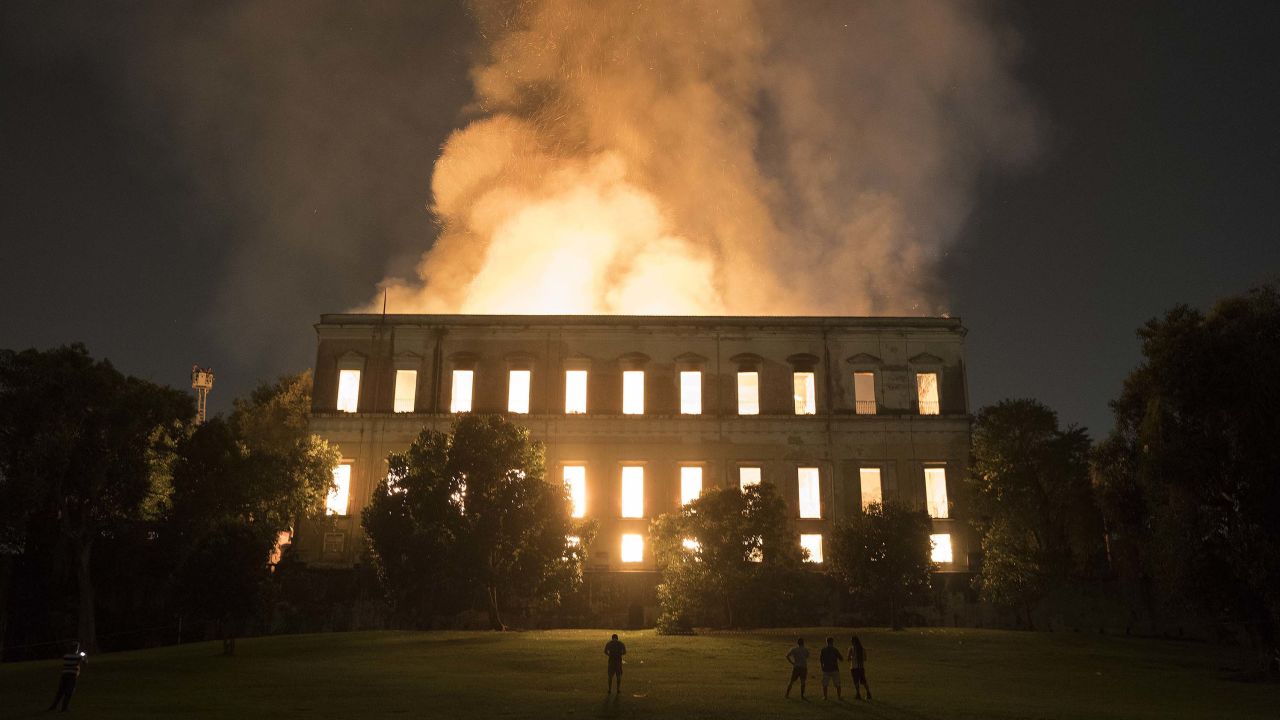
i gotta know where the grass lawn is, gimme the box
[1,628,1275,719]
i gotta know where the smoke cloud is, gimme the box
[379,0,1038,316]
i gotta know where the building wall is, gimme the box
[297,315,973,581]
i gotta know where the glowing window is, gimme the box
[739,466,761,492]
[854,372,876,415]
[800,533,823,563]
[621,465,644,518]
[565,370,588,414]
[859,467,883,511]
[931,533,953,563]
[621,533,644,563]
[450,370,474,413]
[924,467,949,518]
[793,372,816,415]
[336,369,361,413]
[682,538,701,552]
[393,370,417,413]
[563,465,586,518]
[797,467,821,519]
[327,464,351,516]
[917,372,940,415]
[566,535,581,547]
[680,466,703,506]
[737,372,759,415]
[680,371,702,414]
[623,370,645,415]
[508,370,531,414]
[748,541,763,563]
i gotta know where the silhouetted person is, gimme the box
[785,637,810,699]
[47,641,85,712]
[848,635,872,700]
[819,636,842,700]
[604,633,626,694]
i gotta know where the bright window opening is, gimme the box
[565,370,588,414]
[566,535,581,547]
[917,372,940,415]
[623,370,645,415]
[924,467,949,518]
[797,467,821,519]
[739,466,761,491]
[793,372,816,415]
[748,541,763,563]
[621,533,644,563]
[336,369,361,413]
[680,466,703,506]
[931,533,953,563]
[800,533,823,563]
[621,465,644,518]
[680,371,702,414]
[393,370,417,413]
[682,538,701,552]
[737,371,760,415]
[450,370,474,413]
[508,370,531,414]
[859,468,883,510]
[327,464,351,516]
[854,372,876,415]
[563,465,586,518]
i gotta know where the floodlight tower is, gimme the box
[191,364,214,425]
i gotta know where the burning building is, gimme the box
[293,312,972,622]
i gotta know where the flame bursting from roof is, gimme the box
[375,0,1037,316]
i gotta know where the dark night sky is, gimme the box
[2,1,1278,437]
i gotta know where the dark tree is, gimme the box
[828,502,934,630]
[173,521,275,656]
[0,345,191,651]
[968,399,1104,627]
[363,415,589,630]
[651,483,816,631]
[1094,285,1280,653]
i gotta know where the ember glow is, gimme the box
[376,0,1037,316]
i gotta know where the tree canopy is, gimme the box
[363,414,590,630]
[828,502,934,629]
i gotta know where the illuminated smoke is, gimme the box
[378,0,1038,316]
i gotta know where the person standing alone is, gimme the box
[604,633,627,695]
[849,635,872,700]
[785,637,810,699]
[47,640,86,712]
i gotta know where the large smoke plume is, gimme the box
[379,0,1038,316]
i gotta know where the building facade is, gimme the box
[296,314,973,615]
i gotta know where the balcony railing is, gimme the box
[918,401,940,416]
[854,400,877,415]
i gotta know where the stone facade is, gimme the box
[296,314,973,596]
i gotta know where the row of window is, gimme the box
[334,367,943,416]
[326,463,951,522]
[606,531,954,565]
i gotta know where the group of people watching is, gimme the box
[786,636,871,701]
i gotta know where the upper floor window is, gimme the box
[680,466,703,506]
[393,370,417,413]
[859,467,883,510]
[916,372,940,415]
[450,370,474,413]
[621,465,644,518]
[739,466,761,491]
[793,372,816,415]
[854,372,877,415]
[327,463,352,515]
[797,467,821,519]
[565,370,588,414]
[336,370,361,413]
[508,370,531,414]
[563,465,586,518]
[737,372,760,415]
[623,371,645,415]
[924,467,949,518]
[680,371,702,414]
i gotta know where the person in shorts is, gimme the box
[819,636,842,700]
[604,633,627,694]
[849,635,872,700]
[785,637,809,699]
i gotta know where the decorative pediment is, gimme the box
[336,350,367,369]
[392,352,423,370]
[729,352,764,368]
[562,353,593,370]
[908,352,944,366]
[786,353,820,370]
[617,351,651,365]
[845,352,882,366]
[504,351,537,369]
[447,351,479,368]
[672,352,709,365]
